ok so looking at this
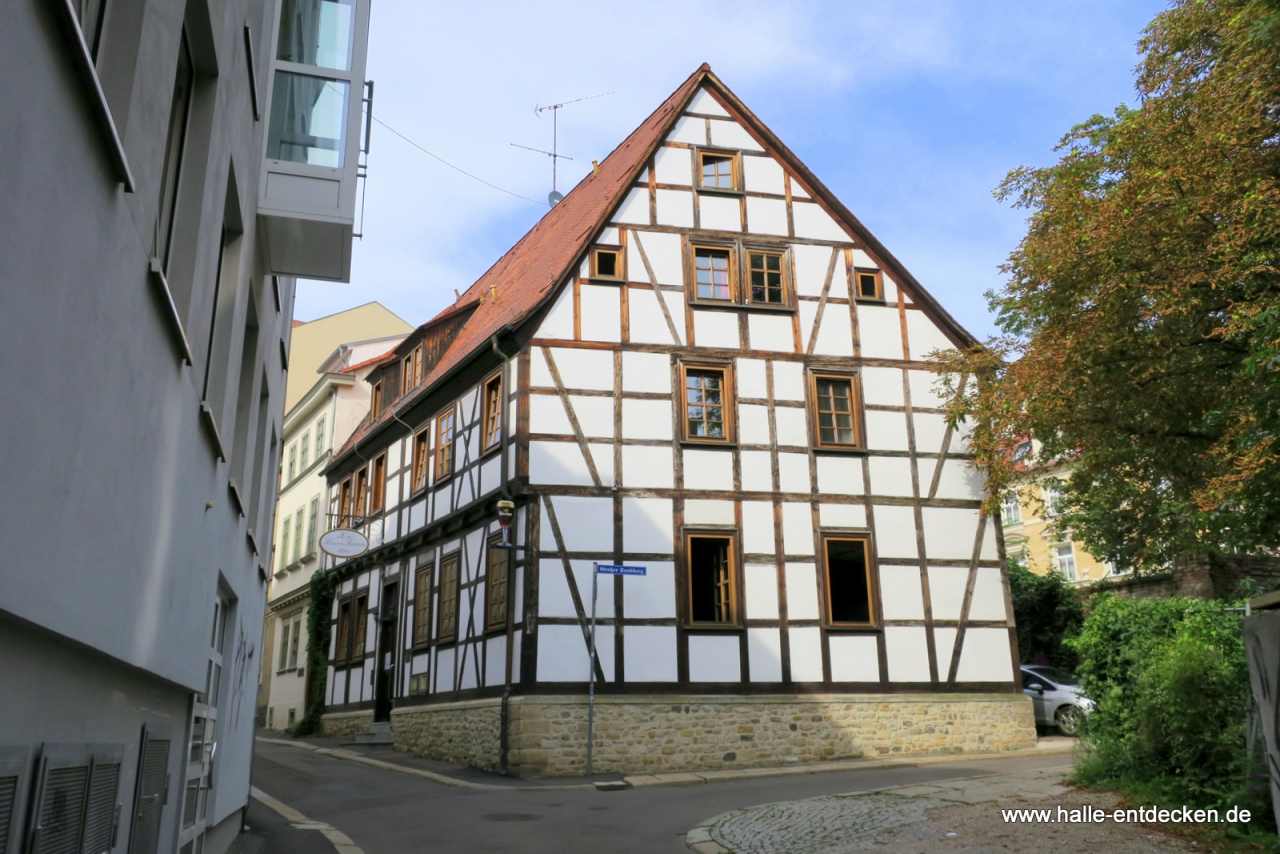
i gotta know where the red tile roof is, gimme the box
[339,347,399,374]
[292,319,306,327]
[329,63,977,469]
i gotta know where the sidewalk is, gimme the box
[685,763,1198,854]
[256,729,1075,792]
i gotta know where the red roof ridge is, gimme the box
[291,319,306,327]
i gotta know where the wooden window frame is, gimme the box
[683,530,741,628]
[483,534,511,633]
[807,370,865,452]
[338,477,353,527]
[351,592,369,659]
[688,241,738,304]
[590,245,625,281]
[334,597,352,663]
[412,561,433,648]
[434,405,456,482]
[370,380,383,417]
[679,360,736,445]
[853,267,884,302]
[695,147,742,193]
[686,237,795,311]
[369,454,386,514]
[436,552,461,644]
[819,533,879,629]
[401,354,414,395]
[480,372,503,454]
[353,467,369,521]
[411,427,431,493]
[744,246,790,308]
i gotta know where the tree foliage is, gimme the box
[936,0,1280,571]
[1070,595,1272,831]
[1006,559,1083,669]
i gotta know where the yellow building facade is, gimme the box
[1000,444,1120,586]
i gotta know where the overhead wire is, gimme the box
[369,114,550,207]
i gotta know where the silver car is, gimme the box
[1020,666,1092,736]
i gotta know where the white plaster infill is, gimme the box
[256,735,1073,792]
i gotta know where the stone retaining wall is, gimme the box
[392,698,503,771]
[319,709,373,741]
[375,693,1036,778]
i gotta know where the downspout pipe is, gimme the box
[491,329,516,774]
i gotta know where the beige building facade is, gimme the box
[261,324,410,731]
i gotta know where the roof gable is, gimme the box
[332,63,977,467]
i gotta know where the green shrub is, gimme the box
[1070,594,1274,835]
[1007,559,1083,669]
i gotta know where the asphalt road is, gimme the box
[248,741,1073,854]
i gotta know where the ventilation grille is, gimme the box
[130,740,170,854]
[0,775,17,854]
[36,766,88,854]
[81,763,119,854]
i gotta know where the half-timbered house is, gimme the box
[317,64,1035,776]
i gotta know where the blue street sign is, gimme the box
[595,564,646,576]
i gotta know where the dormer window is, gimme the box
[698,151,739,191]
[591,247,624,280]
[370,380,382,417]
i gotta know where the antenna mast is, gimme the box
[512,91,612,205]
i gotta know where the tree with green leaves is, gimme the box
[937,0,1280,572]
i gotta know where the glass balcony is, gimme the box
[276,0,355,70]
[258,0,369,282]
[267,72,349,168]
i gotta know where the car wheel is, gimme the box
[1055,704,1082,736]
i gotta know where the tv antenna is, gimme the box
[511,91,612,206]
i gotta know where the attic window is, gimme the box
[855,269,883,301]
[1012,440,1033,463]
[699,151,738,191]
[592,247,623,280]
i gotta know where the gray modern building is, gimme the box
[0,0,368,851]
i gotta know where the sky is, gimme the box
[295,0,1169,341]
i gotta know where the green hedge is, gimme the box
[1007,559,1083,669]
[1070,594,1274,837]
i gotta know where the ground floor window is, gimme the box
[822,535,876,626]
[686,533,737,625]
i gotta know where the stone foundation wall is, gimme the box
[320,709,373,741]
[392,698,503,771]
[385,693,1036,778]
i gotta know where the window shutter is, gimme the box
[29,747,91,854]
[0,774,15,854]
[129,727,171,854]
[0,747,30,854]
[81,748,123,854]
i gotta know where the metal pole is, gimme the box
[587,562,597,775]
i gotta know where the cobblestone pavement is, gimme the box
[690,766,1073,854]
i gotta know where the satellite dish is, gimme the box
[548,190,564,206]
